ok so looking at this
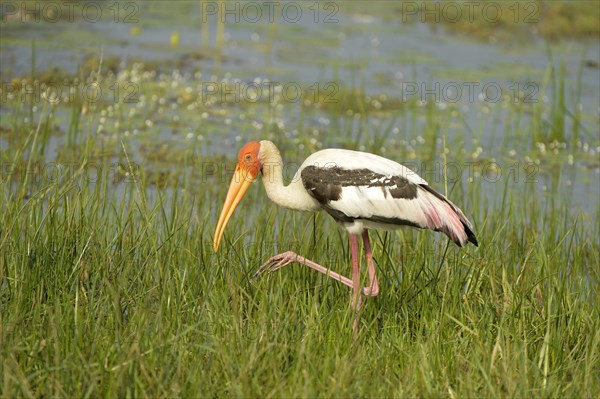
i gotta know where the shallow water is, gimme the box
[1,3,598,218]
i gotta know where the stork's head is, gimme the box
[213,141,262,251]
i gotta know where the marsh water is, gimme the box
[1,2,599,219]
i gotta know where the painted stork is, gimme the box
[213,140,478,334]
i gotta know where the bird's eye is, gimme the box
[245,154,252,162]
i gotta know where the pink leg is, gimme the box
[349,234,361,335]
[254,232,380,336]
[253,251,357,289]
[349,234,361,308]
[362,231,379,297]
[253,250,379,297]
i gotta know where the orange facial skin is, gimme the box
[213,141,262,251]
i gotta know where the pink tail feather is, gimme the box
[419,185,478,247]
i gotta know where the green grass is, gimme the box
[1,58,599,398]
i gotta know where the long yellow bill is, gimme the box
[213,165,254,251]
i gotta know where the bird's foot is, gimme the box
[252,251,300,279]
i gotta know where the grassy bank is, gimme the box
[1,57,599,397]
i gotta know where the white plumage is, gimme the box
[299,148,427,185]
[288,145,475,246]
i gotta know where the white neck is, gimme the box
[259,140,319,212]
